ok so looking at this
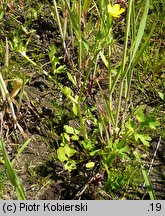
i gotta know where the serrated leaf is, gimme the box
[125,120,134,132]
[149,120,160,129]
[134,133,151,147]
[118,145,130,154]
[142,116,160,129]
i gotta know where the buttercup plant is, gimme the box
[21,0,155,194]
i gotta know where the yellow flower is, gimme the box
[107,4,125,18]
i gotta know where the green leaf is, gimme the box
[57,144,76,163]
[134,132,139,142]
[64,125,75,134]
[142,116,160,129]
[118,145,130,154]
[90,149,100,156]
[149,121,160,130]
[64,160,76,172]
[85,162,95,169]
[72,102,78,116]
[74,127,80,135]
[134,133,151,147]
[136,111,145,123]
[71,134,79,141]
[0,10,4,21]
[12,138,31,166]
[158,91,164,100]
[134,151,156,200]
[67,72,77,86]
[132,0,149,59]
[125,120,134,132]
[72,95,79,116]
[63,133,70,142]
[63,86,72,96]
[131,22,156,69]
[99,51,108,68]
[134,105,146,122]
[81,139,95,150]
[0,139,26,199]
[57,147,68,162]
[64,144,76,157]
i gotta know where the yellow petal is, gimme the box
[113,4,120,11]
[112,13,120,18]
[107,4,113,13]
[119,8,125,14]
[107,4,125,18]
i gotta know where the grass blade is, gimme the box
[0,139,26,200]
[134,150,156,200]
[131,0,149,60]
[11,138,32,166]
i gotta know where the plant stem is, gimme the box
[52,0,67,53]
[78,0,82,70]
[77,102,88,140]
[114,0,133,131]
[108,46,112,132]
